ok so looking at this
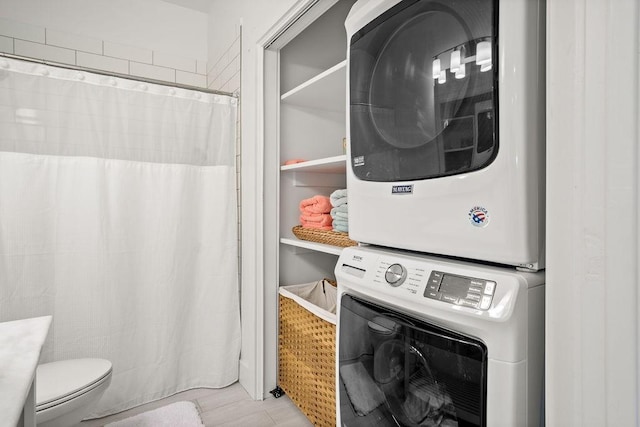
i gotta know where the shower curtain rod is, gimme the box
[0,52,237,98]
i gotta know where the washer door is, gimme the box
[339,294,487,427]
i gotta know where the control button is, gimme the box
[424,291,441,300]
[460,299,479,309]
[468,286,483,294]
[442,295,458,304]
[427,283,439,292]
[466,293,481,302]
[484,281,496,295]
[385,263,406,287]
[480,295,492,310]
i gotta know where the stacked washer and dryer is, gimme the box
[335,0,546,426]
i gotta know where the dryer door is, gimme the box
[339,294,487,427]
[349,0,497,182]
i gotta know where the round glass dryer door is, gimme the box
[349,0,497,182]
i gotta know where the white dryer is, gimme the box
[335,246,544,427]
[345,0,546,270]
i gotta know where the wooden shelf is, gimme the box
[281,61,346,112]
[280,237,344,256]
[281,155,346,173]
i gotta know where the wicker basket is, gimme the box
[279,280,337,427]
[292,225,357,248]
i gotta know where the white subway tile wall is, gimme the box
[0,18,45,43]
[15,39,76,65]
[153,51,196,73]
[0,18,208,89]
[196,60,207,75]
[130,61,176,82]
[104,41,153,64]
[77,51,129,75]
[0,35,13,53]
[207,32,240,94]
[176,70,207,88]
[46,29,102,54]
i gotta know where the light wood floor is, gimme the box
[79,383,314,426]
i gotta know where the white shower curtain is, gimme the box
[0,58,240,417]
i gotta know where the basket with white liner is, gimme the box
[278,279,337,427]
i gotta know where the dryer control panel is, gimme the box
[424,271,495,310]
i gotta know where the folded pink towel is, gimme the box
[299,195,332,214]
[284,158,306,165]
[300,213,333,227]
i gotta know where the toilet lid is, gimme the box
[36,358,112,407]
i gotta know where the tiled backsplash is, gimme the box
[0,17,208,89]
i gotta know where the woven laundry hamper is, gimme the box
[278,279,337,427]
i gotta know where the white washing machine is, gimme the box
[335,246,544,427]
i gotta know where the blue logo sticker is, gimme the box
[469,206,490,227]
[392,185,413,194]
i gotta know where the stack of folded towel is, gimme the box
[299,195,333,230]
[330,189,348,233]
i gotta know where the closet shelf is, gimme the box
[281,61,346,112]
[280,237,344,256]
[281,155,346,173]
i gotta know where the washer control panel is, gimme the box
[424,271,496,310]
[336,246,541,321]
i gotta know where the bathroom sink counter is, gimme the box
[0,316,52,427]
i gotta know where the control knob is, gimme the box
[385,263,406,287]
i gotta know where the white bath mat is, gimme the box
[105,401,204,427]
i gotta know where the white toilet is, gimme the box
[35,358,113,427]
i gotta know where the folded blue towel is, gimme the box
[333,218,348,232]
[333,223,349,232]
[330,205,348,215]
[332,211,348,220]
[330,189,348,207]
[331,205,348,220]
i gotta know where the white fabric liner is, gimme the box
[279,280,337,325]
[0,58,240,418]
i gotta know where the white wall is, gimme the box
[546,0,639,425]
[207,0,300,93]
[0,0,209,87]
[0,0,207,59]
